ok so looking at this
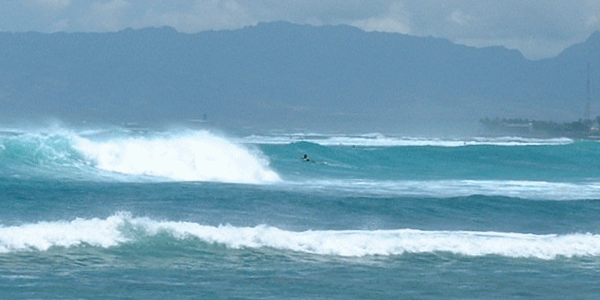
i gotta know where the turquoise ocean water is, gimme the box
[1,126,600,299]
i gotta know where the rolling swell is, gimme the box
[0,131,92,179]
[261,139,600,181]
[256,139,600,200]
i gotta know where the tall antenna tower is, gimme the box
[585,62,591,121]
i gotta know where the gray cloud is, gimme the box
[1,0,599,59]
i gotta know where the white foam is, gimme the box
[240,133,573,147]
[0,214,127,252]
[74,130,280,184]
[284,179,600,200]
[2,213,600,260]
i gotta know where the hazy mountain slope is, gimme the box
[0,22,597,134]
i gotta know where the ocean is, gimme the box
[1,125,600,299]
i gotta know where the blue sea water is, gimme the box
[1,126,600,299]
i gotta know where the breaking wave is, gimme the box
[2,213,600,260]
[0,127,280,184]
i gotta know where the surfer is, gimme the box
[302,154,314,163]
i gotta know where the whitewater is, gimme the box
[2,126,600,299]
[0,127,279,183]
[3,212,600,260]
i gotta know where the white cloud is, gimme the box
[449,9,470,26]
[78,0,133,31]
[137,0,254,32]
[22,0,72,10]
[353,17,411,34]
[51,18,70,32]
[1,0,600,59]
[189,0,251,29]
[351,2,412,34]
[355,0,600,59]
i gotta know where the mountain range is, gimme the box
[0,22,598,134]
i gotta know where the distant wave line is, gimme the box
[240,134,574,147]
[281,179,600,201]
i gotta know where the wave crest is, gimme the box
[75,130,280,183]
[0,128,280,184]
[2,213,600,260]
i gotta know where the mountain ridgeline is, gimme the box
[0,22,598,134]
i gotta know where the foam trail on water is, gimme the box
[286,179,600,200]
[2,213,600,260]
[74,131,280,184]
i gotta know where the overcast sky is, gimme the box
[1,0,599,60]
